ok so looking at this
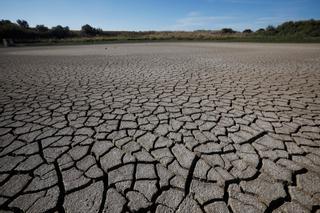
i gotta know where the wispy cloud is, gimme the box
[255,16,291,24]
[187,11,201,17]
[176,16,234,27]
[171,12,234,30]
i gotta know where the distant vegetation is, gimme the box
[1,19,320,46]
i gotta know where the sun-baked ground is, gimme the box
[0,43,320,212]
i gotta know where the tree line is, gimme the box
[1,19,319,41]
[221,19,320,36]
[0,19,107,40]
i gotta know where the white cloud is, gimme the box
[177,16,233,27]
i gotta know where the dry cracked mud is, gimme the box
[0,42,320,213]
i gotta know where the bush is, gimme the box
[256,28,265,33]
[50,25,71,38]
[35,25,49,32]
[243,29,253,34]
[0,20,28,39]
[276,20,320,37]
[221,28,236,34]
[265,25,277,35]
[81,24,103,36]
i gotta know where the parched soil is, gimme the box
[0,42,320,212]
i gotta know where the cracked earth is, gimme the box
[0,43,320,213]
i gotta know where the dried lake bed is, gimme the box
[0,43,320,212]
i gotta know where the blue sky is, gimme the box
[0,0,319,31]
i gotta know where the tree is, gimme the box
[266,25,277,35]
[0,19,13,25]
[35,25,49,32]
[0,19,26,40]
[256,28,265,33]
[221,28,236,34]
[95,28,103,35]
[17,19,29,28]
[276,20,320,37]
[81,24,103,36]
[81,24,97,36]
[243,29,252,33]
[50,25,70,38]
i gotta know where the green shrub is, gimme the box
[221,28,236,34]
[243,29,252,33]
[81,24,103,36]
